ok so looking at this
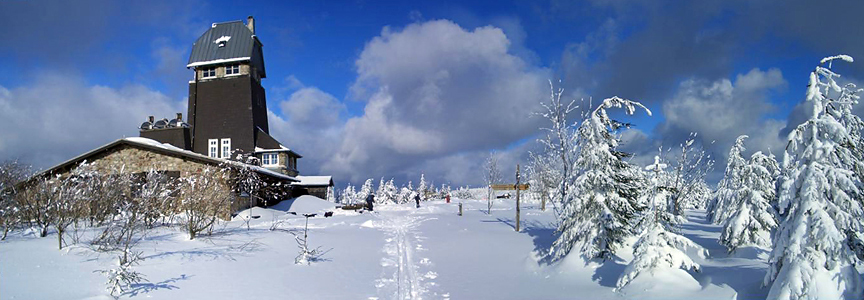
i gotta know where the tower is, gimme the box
[141,16,301,177]
[186,16,270,158]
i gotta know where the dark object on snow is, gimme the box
[414,194,421,208]
[340,203,366,210]
[324,211,333,218]
[496,193,511,199]
[366,194,375,211]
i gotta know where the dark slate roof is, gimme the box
[187,20,266,78]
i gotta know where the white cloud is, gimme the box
[0,74,185,169]
[267,85,346,178]
[651,68,788,181]
[325,20,550,183]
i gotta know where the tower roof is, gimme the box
[187,19,266,78]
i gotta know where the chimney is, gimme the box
[148,116,155,123]
[247,16,255,34]
[176,112,183,121]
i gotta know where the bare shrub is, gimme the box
[177,167,235,240]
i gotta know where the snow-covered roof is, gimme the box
[254,145,293,153]
[292,176,333,187]
[187,20,265,78]
[32,137,296,182]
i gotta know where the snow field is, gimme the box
[1,198,777,299]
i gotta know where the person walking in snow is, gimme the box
[414,193,421,208]
[366,193,375,212]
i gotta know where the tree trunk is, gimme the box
[515,164,521,232]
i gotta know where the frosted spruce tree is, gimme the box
[551,96,650,261]
[708,135,750,224]
[417,174,428,201]
[617,156,706,290]
[718,149,778,253]
[342,184,356,204]
[764,55,864,300]
[359,178,375,201]
[376,178,386,202]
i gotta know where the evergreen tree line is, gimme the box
[337,174,455,205]
[531,57,864,299]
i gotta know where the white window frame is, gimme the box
[208,139,218,158]
[262,153,278,166]
[225,64,241,76]
[220,138,231,159]
[201,67,216,79]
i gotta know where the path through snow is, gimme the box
[371,208,445,300]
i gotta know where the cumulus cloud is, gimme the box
[267,79,347,178]
[648,68,788,181]
[0,74,185,169]
[324,20,550,183]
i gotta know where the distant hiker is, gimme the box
[446,194,451,204]
[366,193,375,212]
[414,193,421,208]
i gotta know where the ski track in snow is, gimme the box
[372,209,445,300]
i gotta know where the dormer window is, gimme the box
[202,67,216,79]
[261,153,278,166]
[214,35,231,48]
[226,64,240,76]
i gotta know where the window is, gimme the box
[208,139,218,158]
[261,153,278,166]
[220,138,231,159]
[201,67,216,79]
[226,64,240,76]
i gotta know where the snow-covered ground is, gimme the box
[1,197,770,299]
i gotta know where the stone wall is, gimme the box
[83,144,214,177]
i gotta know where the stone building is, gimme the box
[23,16,333,208]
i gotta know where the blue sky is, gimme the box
[1,0,862,187]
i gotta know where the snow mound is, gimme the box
[232,206,274,220]
[271,195,337,215]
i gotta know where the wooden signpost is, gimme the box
[489,164,528,232]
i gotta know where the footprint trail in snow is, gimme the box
[372,209,446,300]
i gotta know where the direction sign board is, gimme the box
[490,184,530,191]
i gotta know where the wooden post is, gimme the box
[541,193,546,211]
[515,164,521,232]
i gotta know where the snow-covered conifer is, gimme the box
[719,150,778,252]
[359,179,374,200]
[342,184,356,204]
[551,96,651,261]
[617,156,706,290]
[764,56,864,300]
[417,174,427,201]
[376,178,386,201]
[708,135,749,224]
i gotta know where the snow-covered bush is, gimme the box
[0,160,29,240]
[551,96,650,261]
[764,55,864,300]
[177,167,234,240]
[97,252,147,298]
[665,134,714,216]
[484,151,502,213]
[452,186,474,200]
[534,81,578,219]
[15,174,56,238]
